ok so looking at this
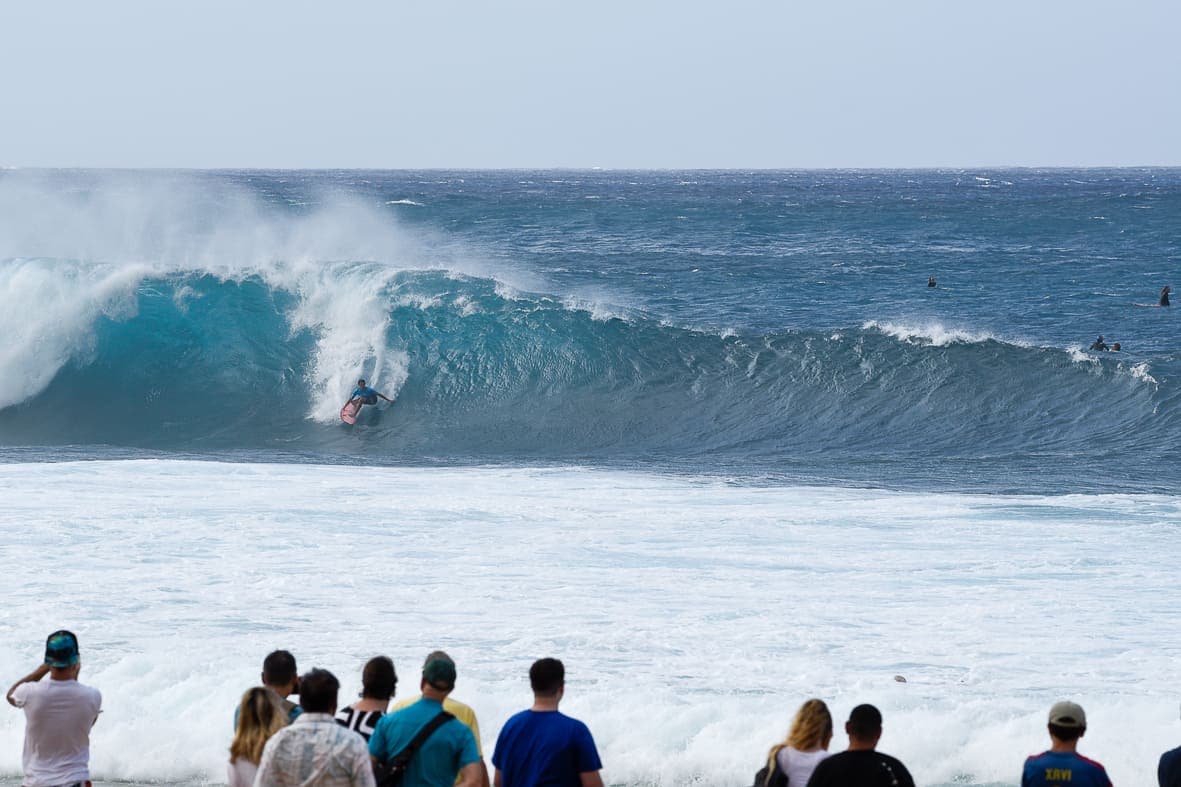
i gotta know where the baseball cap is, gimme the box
[44,630,80,668]
[423,654,456,689]
[1048,701,1086,728]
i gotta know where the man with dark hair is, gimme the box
[6,630,103,787]
[346,379,393,412]
[528,658,565,696]
[492,658,603,787]
[1021,701,1111,787]
[337,656,398,741]
[263,649,303,722]
[235,649,301,729]
[370,653,482,787]
[806,704,914,787]
[255,668,375,787]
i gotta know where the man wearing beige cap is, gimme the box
[1021,701,1111,787]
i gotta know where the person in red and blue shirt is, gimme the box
[1022,701,1112,787]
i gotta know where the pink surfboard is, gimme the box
[340,399,362,425]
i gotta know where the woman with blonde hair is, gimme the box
[228,686,288,787]
[761,698,833,786]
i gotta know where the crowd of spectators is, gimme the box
[8,630,1181,786]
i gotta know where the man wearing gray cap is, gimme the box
[1021,701,1111,787]
[5,630,103,787]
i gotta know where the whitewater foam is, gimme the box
[1130,361,1158,385]
[282,262,411,421]
[0,259,150,409]
[1,460,1179,786]
[863,319,1017,348]
[0,172,543,420]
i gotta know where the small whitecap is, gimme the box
[863,319,1010,347]
[1130,362,1158,385]
[171,285,201,312]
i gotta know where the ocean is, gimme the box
[1,169,1179,786]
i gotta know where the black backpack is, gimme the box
[752,755,789,787]
[373,711,455,787]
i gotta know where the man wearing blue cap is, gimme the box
[6,630,103,787]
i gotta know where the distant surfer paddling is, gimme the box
[346,379,392,412]
[1089,335,1108,351]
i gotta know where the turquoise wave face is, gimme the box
[0,267,1171,492]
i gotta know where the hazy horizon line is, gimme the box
[5,163,1181,173]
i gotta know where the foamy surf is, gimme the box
[1,460,1179,786]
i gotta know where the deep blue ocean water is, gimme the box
[1,168,1178,493]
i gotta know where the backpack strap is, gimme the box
[391,711,455,764]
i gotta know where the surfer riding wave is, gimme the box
[346,379,392,411]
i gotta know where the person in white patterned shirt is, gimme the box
[255,668,376,787]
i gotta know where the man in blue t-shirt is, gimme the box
[1021,701,1111,787]
[492,658,603,787]
[347,379,392,411]
[369,655,481,787]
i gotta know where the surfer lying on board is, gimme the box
[347,379,392,410]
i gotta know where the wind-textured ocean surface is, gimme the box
[2,169,1180,787]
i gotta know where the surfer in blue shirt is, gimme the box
[348,379,392,410]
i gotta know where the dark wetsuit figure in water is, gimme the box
[1161,285,1172,306]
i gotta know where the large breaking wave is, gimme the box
[0,260,1171,474]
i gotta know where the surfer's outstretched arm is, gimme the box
[377,392,393,403]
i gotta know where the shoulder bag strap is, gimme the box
[391,711,456,763]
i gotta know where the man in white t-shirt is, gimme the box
[6,630,103,787]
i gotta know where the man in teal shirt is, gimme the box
[369,655,482,787]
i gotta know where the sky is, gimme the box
[1,0,1178,169]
